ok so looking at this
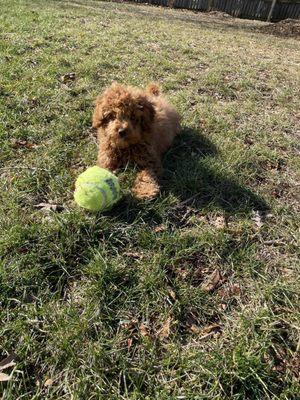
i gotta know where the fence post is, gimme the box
[207,0,214,11]
[267,0,277,22]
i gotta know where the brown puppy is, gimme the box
[92,83,181,198]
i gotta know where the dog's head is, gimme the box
[92,83,155,149]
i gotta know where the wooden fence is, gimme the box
[132,0,300,21]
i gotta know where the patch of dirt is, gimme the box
[208,11,233,19]
[260,19,300,38]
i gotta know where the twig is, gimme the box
[175,193,201,208]
[198,331,218,341]
[264,240,287,246]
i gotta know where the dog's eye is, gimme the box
[102,113,114,125]
[131,113,140,123]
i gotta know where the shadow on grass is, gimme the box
[103,126,269,239]
[111,126,268,228]
[162,126,268,213]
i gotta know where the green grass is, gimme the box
[0,0,299,398]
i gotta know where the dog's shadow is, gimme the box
[161,126,268,213]
[113,127,268,226]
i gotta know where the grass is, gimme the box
[0,0,299,398]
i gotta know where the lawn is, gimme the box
[0,0,299,398]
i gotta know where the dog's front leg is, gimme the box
[132,147,162,199]
[97,142,120,173]
[132,169,160,199]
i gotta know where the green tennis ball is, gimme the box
[74,166,121,212]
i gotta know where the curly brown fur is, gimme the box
[92,82,181,198]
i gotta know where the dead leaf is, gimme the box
[167,287,176,300]
[200,323,221,335]
[190,267,203,285]
[189,323,221,340]
[217,288,226,298]
[198,331,220,341]
[212,215,227,229]
[199,118,206,128]
[158,317,172,339]
[0,372,11,382]
[11,139,38,149]
[252,210,264,229]
[197,63,209,70]
[189,324,202,334]
[281,267,294,277]
[176,267,188,279]
[34,203,64,212]
[218,284,241,298]
[201,269,221,292]
[230,284,241,296]
[197,215,209,223]
[188,323,221,338]
[149,42,161,52]
[0,361,15,371]
[119,319,138,329]
[139,323,149,337]
[0,353,16,371]
[127,338,133,348]
[60,72,76,83]
[287,355,300,378]
[123,251,144,260]
[153,224,167,233]
[44,378,53,387]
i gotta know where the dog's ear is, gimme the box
[138,96,155,131]
[92,96,104,129]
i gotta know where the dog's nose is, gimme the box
[118,128,127,138]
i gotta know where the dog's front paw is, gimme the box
[132,184,159,199]
[132,170,160,199]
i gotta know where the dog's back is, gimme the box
[146,83,181,156]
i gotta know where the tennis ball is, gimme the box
[74,166,121,212]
